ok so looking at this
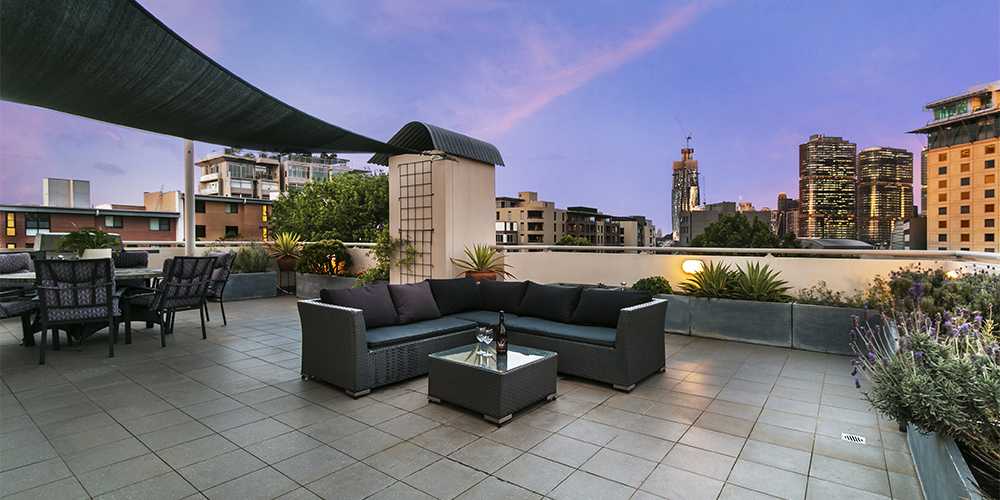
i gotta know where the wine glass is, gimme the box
[475,326,495,358]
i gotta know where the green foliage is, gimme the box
[450,244,514,278]
[732,262,791,302]
[689,213,798,248]
[680,261,736,298]
[231,245,272,273]
[855,309,999,485]
[270,173,389,242]
[296,240,353,276]
[863,265,1000,316]
[555,235,591,246]
[269,232,302,260]
[356,229,418,285]
[795,281,866,308]
[631,276,672,295]
[58,229,122,256]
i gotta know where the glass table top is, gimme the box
[430,344,556,374]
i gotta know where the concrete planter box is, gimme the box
[295,273,358,299]
[223,272,277,301]
[907,425,984,500]
[690,297,792,347]
[656,294,691,334]
[791,303,870,355]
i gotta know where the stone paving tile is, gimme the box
[411,425,479,456]
[809,454,892,497]
[550,470,635,500]
[404,458,486,499]
[580,447,656,487]
[640,464,724,500]
[729,459,808,500]
[449,437,522,474]
[663,443,737,480]
[243,431,323,464]
[178,449,266,491]
[495,453,573,495]
[529,433,600,468]
[78,453,173,497]
[305,462,394,500]
[156,434,238,469]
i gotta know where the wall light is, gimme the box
[944,269,961,280]
[682,259,705,275]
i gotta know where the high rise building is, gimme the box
[799,134,857,239]
[671,147,700,240]
[920,147,928,214]
[776,192,800,237]
[911,81,999,252]
[856,147,914,247]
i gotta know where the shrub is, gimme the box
[231,245,271,273]
[296,240,353,276]
[854,308,999,491]
[731,262,791,302]
[864,265,1000,316]
[356,229,417,286]
[680,261,735,298]
[555,235,591,246]
[631,276,672,295]
[795,281,866,308]
[58,229,121,256]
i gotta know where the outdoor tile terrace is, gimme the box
[0,296,922,500]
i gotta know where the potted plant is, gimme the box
[792,281,877,355]
[295,240,355,298]
[224,244,277,300]
[58,228,122,257]
[270,232,302,272]
[683,261,794,347]
[450,244,514,282]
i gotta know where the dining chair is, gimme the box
[34,258,120,364]
[0,252,39,346]
[124,256,216,347]
[204,251,235,326]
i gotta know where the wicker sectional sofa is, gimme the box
[298,278,667,397]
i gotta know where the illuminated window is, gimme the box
[987,174,997,184]
[961,163,971,172]
[961,220,970,228]
[961,234,970,242]
[5,243,13,250]
[938,221,947,228]
[938,193,947,202]
[4,213,14,237]
[960,149,970,158]
[961,192,971,200]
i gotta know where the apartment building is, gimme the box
[912,81,1000,252]
[197,151,353,200]
[1,204,179,249]
[282,153,352,191]
[495,191,656,246]
[144,191,273,241]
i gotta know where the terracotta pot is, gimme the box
[465,271,498,282]
[276,256,298,272]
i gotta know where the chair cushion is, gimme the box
[320,284,398,328]
[428,277,481,315]
[447,309,520,326]
[388,281,442,324]
[571,288,652,328]
[506,316,616,347]
[0,299,36,318]
[114,250,149,269]
[518,282,582,323]
[366,317,476,348]
[0,253,33,274]
[479,280,526,313]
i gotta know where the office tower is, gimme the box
[856,147,914,247]
[776,192,801,237]
[799,134,857,238]
[911,81,999,252]
[671,147,700,240]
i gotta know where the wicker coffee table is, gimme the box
[428,344,557,424]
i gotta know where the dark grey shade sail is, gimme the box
[370,121,505,166]
[0,0,410,155]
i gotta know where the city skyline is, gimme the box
[1,1,998,230]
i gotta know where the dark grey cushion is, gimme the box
[388,281,442,324]
[572,288,652,328]
[428,277,481,315]
[479,280,526,313]
[506,316,616,347]
[448,309,520,326]
[518,282,582,323]
[366,317,476,348]
[320,284,398,328]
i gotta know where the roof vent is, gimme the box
[841,433,866,445]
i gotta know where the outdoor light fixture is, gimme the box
[682,259,705,274]
[945,269,962,279]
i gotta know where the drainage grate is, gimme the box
[841,433,866,444]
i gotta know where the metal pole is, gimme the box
[183,139,195,256]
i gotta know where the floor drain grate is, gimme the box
[841,433,866,444]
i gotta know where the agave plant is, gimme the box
[732,262,791,302]
[269,232,302,271]
[450,244,515,279]
[680,261,734,298]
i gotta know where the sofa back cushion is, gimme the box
[320,284,398,328]
[479,280,527,313]
[518,282,582,323]
[428,277,481,315]
[388,281,442,323]
[571,288,652,328]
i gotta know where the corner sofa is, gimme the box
[298,278,667,397]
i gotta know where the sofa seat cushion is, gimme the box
[448,309,520,326]
[572,288,652,328]
[366,317,476,349]
[428,277,481,314]
[518,282,582,323]
[506,316,616,347]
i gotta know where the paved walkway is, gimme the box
[0,296,922,499]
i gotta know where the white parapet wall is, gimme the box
[499,246,1000,295]
[123,241,376,275]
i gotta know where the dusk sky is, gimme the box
[1,0,998,231]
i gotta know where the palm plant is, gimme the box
[450,244,514,279]
[680,261,735,298]
[269,232,302,271]
[732,262,791,302]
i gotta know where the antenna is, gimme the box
[685,134,693,149]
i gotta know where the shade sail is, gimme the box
[0,0,410,155]
[369,121,505,166]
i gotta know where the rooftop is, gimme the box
[1,296,920,499]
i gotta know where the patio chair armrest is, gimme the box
[615,299,668,378]
[297,299,371,393]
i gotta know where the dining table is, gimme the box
[0,267,162,286]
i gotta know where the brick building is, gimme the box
[1,205,179,249]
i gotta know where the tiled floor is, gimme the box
[0,296,923,499]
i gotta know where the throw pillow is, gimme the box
[428,277,481,315]
[479,280,527,313]
[571,288,652,328]
[320,284,398,328]
[518,282,582,323]
[388,281,442,323]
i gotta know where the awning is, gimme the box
[370,121,504,166]
[0,0,410,155]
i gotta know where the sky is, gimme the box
[1,0,999,232]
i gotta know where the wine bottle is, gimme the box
[496,310,508,356]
